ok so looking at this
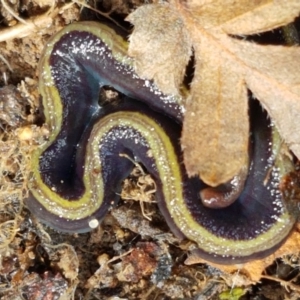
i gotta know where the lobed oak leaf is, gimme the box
[127,0,300,186]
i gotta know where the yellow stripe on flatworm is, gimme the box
[31,109,295,257]
[30,22,136,218]
[173,125,295,258]
[99,113,295,258]
[29,111,181,220]
[37,22,130,146]
[98,114,293,258]
[30,21,296,258]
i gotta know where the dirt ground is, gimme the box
[0,1,300,299]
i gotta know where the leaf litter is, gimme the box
[127,0,300,187]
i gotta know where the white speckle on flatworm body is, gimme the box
[88,218,99,229]
[100,125,148,148]
[50,32,184,119]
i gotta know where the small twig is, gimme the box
[1,0,27,25]
[2,72,8,85]
[0,3,74,42]
[107,249,134,264]
[119,152,145,175]
[0,14,52,42]
[261,275,300,293]
[0,54,13,72]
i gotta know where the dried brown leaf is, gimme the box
[222,38,300,159]
[183,25,300,184]
[126,3,192,95]
[127,0,300,186]
[187,0,271,30]
[187,0,300,34]
[183,36,249,185]
[220,0,300,35]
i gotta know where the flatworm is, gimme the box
[26,21,297,264]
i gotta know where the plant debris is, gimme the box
[127,0,300,187]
